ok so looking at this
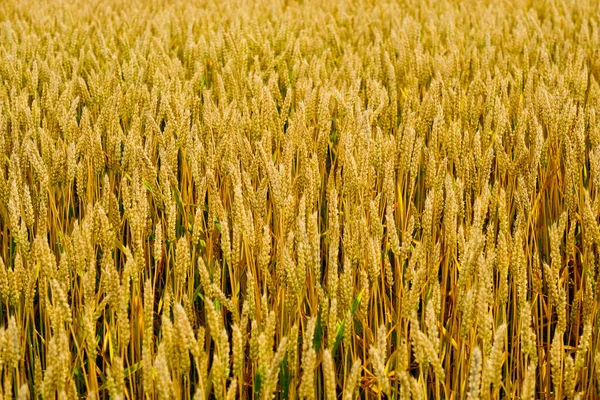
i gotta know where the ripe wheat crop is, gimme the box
[0,0,599,398]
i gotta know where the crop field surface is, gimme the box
[0,0,599,398]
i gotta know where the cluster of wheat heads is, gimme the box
[0,0,600,398]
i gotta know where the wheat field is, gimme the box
[0,0,599,398]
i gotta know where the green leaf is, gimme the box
[124,361,143,377]
[332,320,345,355]
[142,180,154,194]
[313,312,323,351]
[173,187,184,210]
[279,355,290,400]
[350,290,363,314]
[74,367,85,385]
[329,129,338,144]
[254,369,262,396]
